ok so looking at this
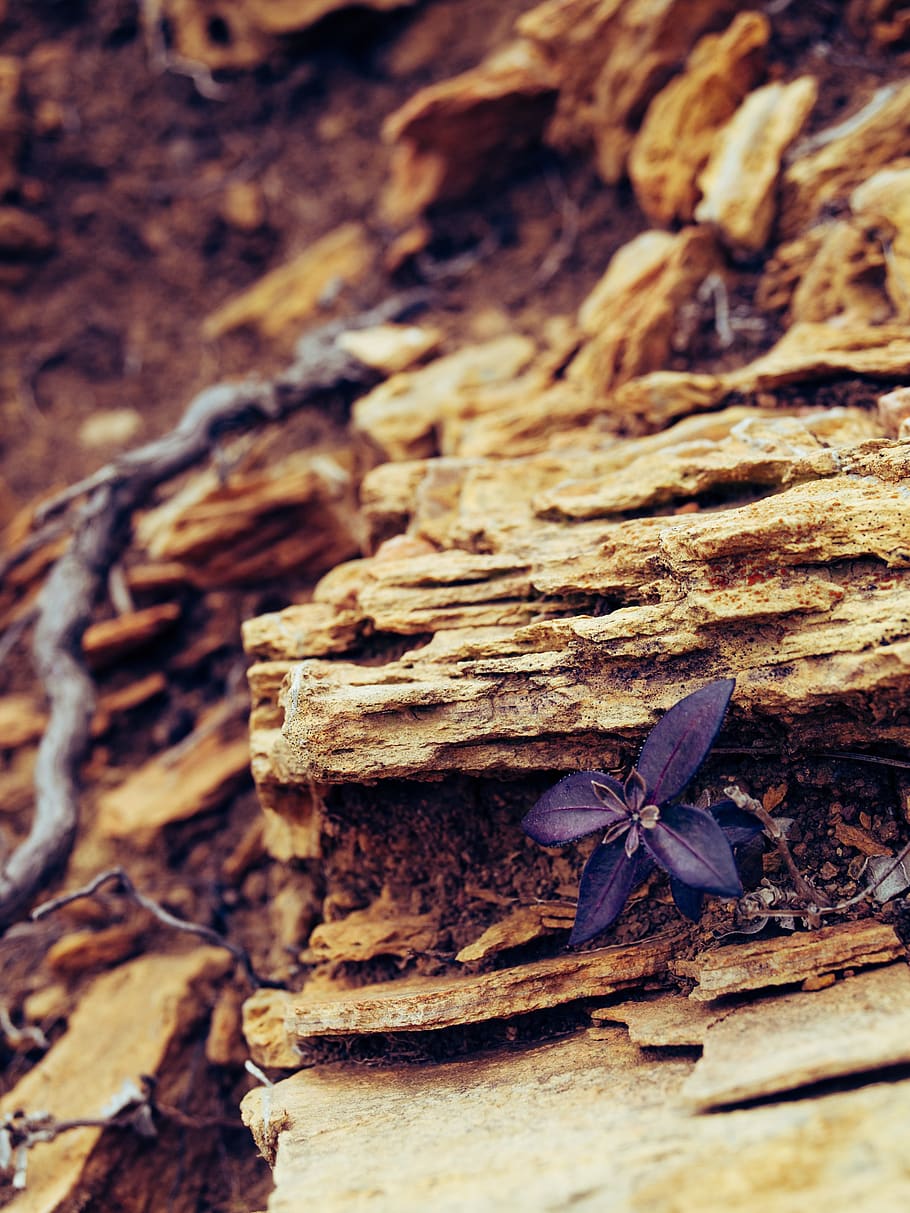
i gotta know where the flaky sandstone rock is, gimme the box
[353,334,537,461]
[243,930,682,1058]
[518,0,738,183]
[628,10,769,225]
[150,0,418,70]
[781,80,910,238]
[567,227,721,396]
[380,40,558,224]
[682,963,910,1108]
[248,403,910,798]
[242,1021,910,1213]
[135,441,359,588]
[608,321,910,428]
[380,0,739,217]
[694,76,818,251]
[786,222,889,325]
[671,920,905,1000]
[851,165,910,318]
[0,949,229,1211]
[202,222,373,340]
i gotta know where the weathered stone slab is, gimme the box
[0,949,229,1211]
[591,992,723,1046]
[782,80,910,237]
[672,920,904,1001]
[683,963,910,1108]
[242,1025,910,1213]
[629,11,769,225]
[695,77,817,251]
[243,931,682,1059]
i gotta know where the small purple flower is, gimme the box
[522,679,751,945]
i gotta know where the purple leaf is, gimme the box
[569,842,648,945]
[643,803,742,896]
[710,800,765,847]
[521,772,626,846]
[637,679,735,803]
[669,877,704,922]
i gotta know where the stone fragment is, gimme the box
[96,721,251,843]
[682,964,910,1108]
[202,222,372,339]
[259,435,910,785]
[243,604,362,662]
[878,386,910,437]
[629,11,769,225]
[0,695,47,749]
[787,222,889,324]
[722,321,910,396]
[455,903,572,963]
[590,993,725,1046]
[353,335,536,461]
[695,77,818,251]
[833,820,891,857]
[77,408,142,450]
[532,407,870,519]
[518,0,738,183]
[44,921,147,978]
[567,227,720,397]
[336,323,442,374]
[851,165,910,317]
[304,890,439,966]
[205,984,248,1065]
[244,931,681,1055]
[610,321,910,428]
[81,603,181,669]
[672,920,904,1000]
[381,40,557,223]
[0,949,229,1212]
[242,1025,910,1213]
[152,0,417,71]
[136,447,359,588]
[782,80,910,238]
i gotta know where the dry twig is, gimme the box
[31,866,277,988]
[726,784,910,922]
[0,292,427,930]
[1,1075,241,1192]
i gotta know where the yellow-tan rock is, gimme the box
[695,77,818,251]
[629,11,769,225]
[202,222,373,340]
[380,40,557,223]
[567,227,721,397]
[781,79,910,238]
[518,0,738,183]
[0,949,229,1211]
[242,1024,910,1212]
[851,164,910,317]
[152,0,418,71]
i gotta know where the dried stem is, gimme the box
[1,1076,242,1192]
[725,784,910,921]
[31,866,276,988]
[0,292,427,930]
[817,750,910,771]
[724,785,826,908]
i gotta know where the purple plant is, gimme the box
[522,679,758,945]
